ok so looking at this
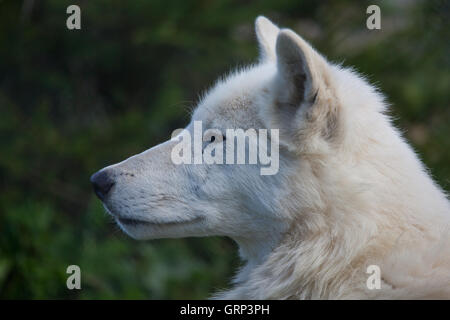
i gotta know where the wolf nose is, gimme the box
[90,170,115,201]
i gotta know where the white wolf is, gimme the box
[91,17,450,299]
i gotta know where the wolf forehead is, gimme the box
[192,63,277,130]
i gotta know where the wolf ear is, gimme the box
[275,29,329,108]
[255,16,279,61]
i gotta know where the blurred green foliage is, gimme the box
[0,0,448,299]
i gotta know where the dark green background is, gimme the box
[0,0,448,299]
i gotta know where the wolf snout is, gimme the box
[90,169,115,201]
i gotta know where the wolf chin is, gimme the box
[91,16,450,299]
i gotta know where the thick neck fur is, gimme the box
[215,120,450,299]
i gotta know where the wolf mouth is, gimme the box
[117,216,203,226]
[117,217,151,226]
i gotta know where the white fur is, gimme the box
[97,16,450,299]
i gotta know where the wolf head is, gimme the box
[91,16,450,299]
[91,16,390,250]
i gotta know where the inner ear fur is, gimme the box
[274,29,339,141]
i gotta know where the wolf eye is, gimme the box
[205,133,225,145]
[209,135,225,143]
